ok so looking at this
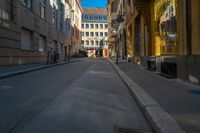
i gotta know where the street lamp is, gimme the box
[112,28,119,64]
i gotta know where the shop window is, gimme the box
[154,0,177,55]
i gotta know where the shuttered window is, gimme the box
[39,35,46,52]
[21,29,32,50]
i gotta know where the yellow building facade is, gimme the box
[126,0,200,83]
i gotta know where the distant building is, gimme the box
[81,8,109,58]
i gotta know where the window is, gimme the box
[100,32,103,37]
[86,24,89,28]
[95,24,98,29]
[52,3,57,28]
[105,32,108,36]
[99,16,102,20]
[100,24,103,29]
[82,24,84,28]
[21,29,32,50]
[59,3,64,30]
[81,40,84,45]
[65,18,71,35]
[95,41,99,46]
[103,16,108,21]
[90,32,94,37]
[89,16,93,20]
[90,24,94,29]
[21,0,32,9]
[39,35,46,52]
[86,40,89,46]
[60,43,64,53]
[104,24,108,29]
[95,32,98,37]
[94,16,98,20]
[81,32,84,36]
[40,0,46,19]
[111,1,117,12]
[128,0,131,5]
[86,32,89,37]
[91,41,94,46]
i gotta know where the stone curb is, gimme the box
[0,59,80,80]
[108,58,185,133]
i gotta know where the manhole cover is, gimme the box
[188,90,200,95]
[114,125,152,133]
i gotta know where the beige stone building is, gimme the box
[0,0,75,66]
[81,8,109,58]
[69,0,82,55]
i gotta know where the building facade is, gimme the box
[69,0,82,55]
[0,0,81,66]
[107,0,119,57]
[107,0,200,84]
[81,8,109,58]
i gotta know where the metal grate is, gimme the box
[114,125,153,133]
[157,73,176,79]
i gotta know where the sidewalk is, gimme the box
[0,58,81,80]
[114,60,200,133]
[0,63,46,75]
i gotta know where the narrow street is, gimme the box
[0,59,151,133]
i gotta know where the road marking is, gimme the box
[89,70,111,75]
[0,86,12,90]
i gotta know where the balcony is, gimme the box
[133,0,150,12]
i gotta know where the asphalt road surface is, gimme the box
[0,58,151,133]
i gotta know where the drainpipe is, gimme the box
[186,0,192,55]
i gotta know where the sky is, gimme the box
[82,0,107,8]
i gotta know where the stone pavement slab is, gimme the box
[109,59,185,133]
[115,60,200,133]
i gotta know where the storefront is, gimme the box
[153,0,177,56]
[148,0,178,77]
